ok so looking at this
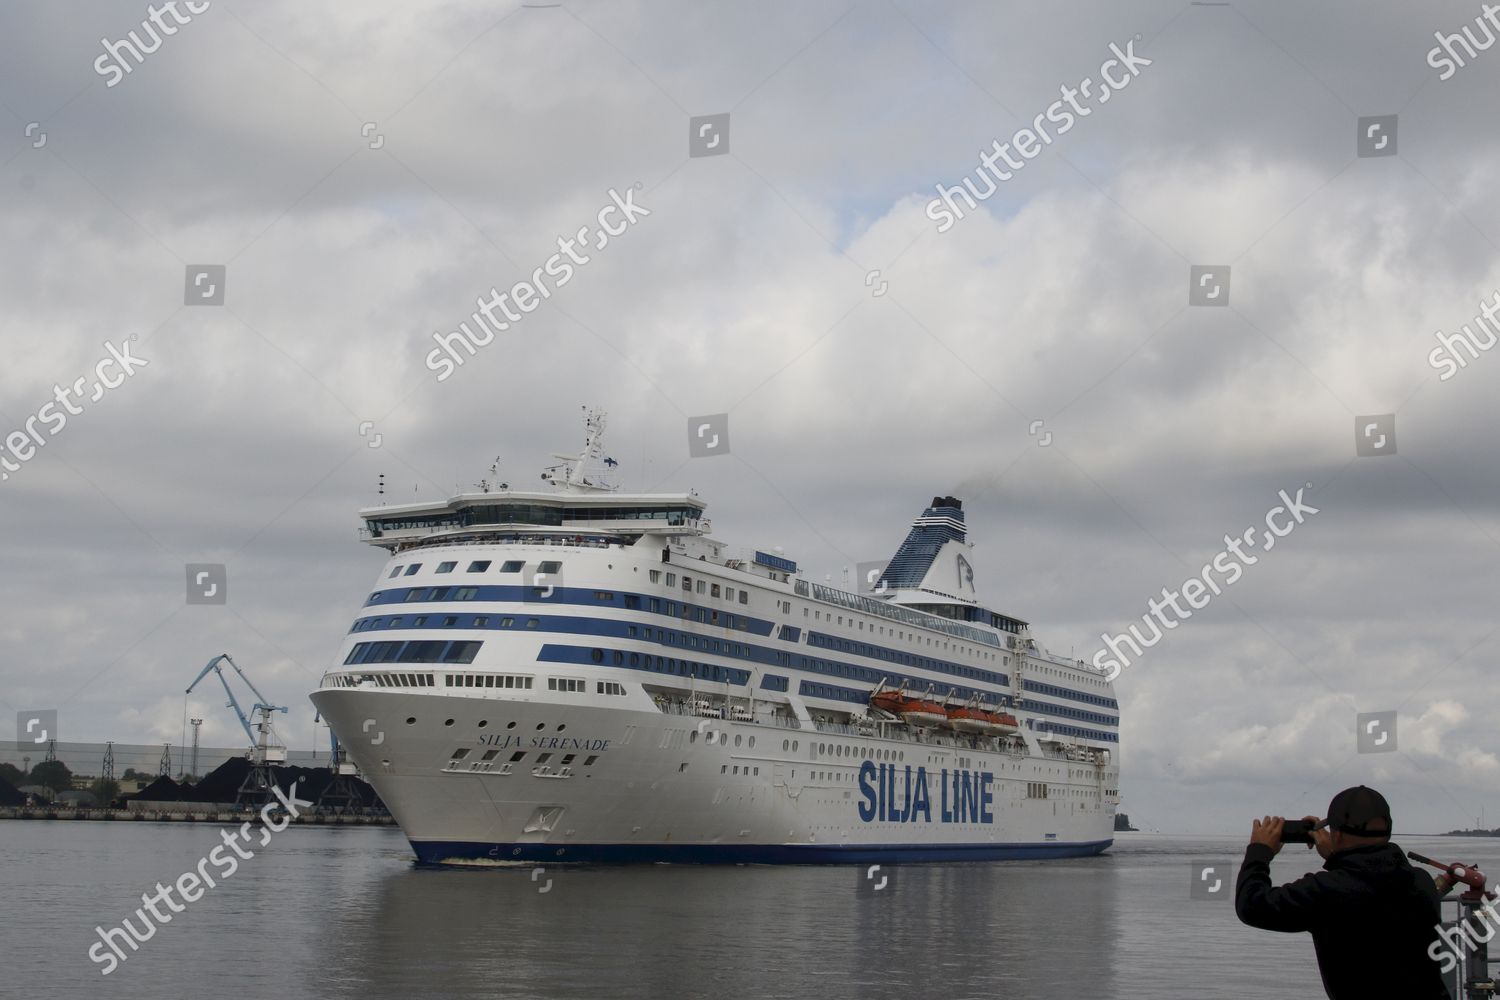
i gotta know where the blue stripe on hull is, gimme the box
[410,838,1114,866]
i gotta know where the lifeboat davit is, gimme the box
[869,688,948,728]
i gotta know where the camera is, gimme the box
[1279,819,1319,845]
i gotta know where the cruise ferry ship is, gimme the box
[310,410,1120,864]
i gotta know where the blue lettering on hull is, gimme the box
[857,760,995,825]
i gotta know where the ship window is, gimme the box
[510,751,526,762]
[612,651,624,666]
[413,616,428,626]
[539,561,562,574]
[696,581,706,594]
[711,584,721,598]
[584,755,599,766]
[481,749,499,761]
[500,561,524,573]
[359,642,393,663]
[463,675,474,687]
[437,562,457,574]
[405,589,424,601]
[682,576,692,591]
[536,753,552,764]
[561,754,576,765]
[451,747,470,759]
[650,570,661,583]
[404,564,421,575]
[526,618,539,629]
[444,641,482,664]
[595,591,613,600]
[387,618,402,628]
[343,643,368,664]
[442,616,457,626]
[474,617,488,627]
[467,560,491,572]
[591,648,603,663]
[666,573,675,586]
[403,640,446,663]
[501,618,513,627]
[455,587,477,600]
[389,566,403,578]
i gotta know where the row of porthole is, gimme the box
[688,731,755,748]
[792,739,905,763]
[403,716,566,733]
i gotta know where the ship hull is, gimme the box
[312,687,1115,866]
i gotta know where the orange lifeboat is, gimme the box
[944,696,1021,736]
[869,685,948,728]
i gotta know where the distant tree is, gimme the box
[120,768,140,781]
[28,760,73,793]
[90,778,120,805]
[0,762,25,786]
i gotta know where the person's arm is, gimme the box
[1234,816,1328,932]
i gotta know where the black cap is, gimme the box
[1327,785,1392,836]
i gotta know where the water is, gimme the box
[5,823,1495,999]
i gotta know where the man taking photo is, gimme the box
[1235,785,1449,999]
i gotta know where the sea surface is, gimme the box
[4,824,1495,999]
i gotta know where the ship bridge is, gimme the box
[359,491,708,550]
[359,408,710,550]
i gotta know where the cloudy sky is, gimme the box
[2,0,1497,834]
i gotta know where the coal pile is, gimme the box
[135,775,185,801]
[130,756,383,809]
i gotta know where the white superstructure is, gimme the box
[310,409,1120,864]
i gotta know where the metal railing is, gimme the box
[649,696,1059,758]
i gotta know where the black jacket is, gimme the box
[1235,841,1449,999]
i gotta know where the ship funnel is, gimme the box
[876,496,976,599]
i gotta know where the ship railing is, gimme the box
[368,530,629,549]
[803,580,1003,648]
[651,696,1054,756]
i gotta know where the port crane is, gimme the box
[311,713,367,816]
[185,654,288,804]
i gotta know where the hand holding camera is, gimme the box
[1249,815,1334,859]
